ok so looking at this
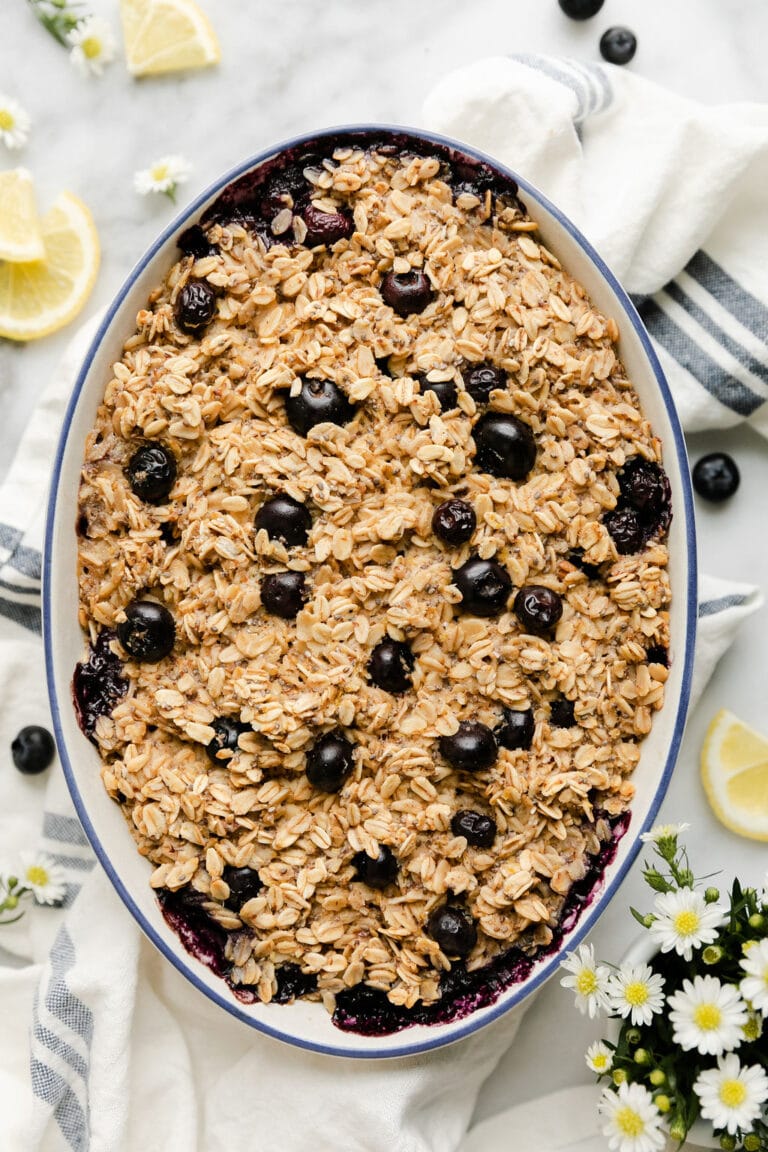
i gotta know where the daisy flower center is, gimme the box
[719,1080,747,1108]
[576,969,598,996]
[624,981,649,1006]
[0,109,14,131]
[615,1106,644,1137]
[693,1003,722,1031]
[151,164,170,182]
[673,909,700,937]
[82,37,102,60]
[26,865,50,887]
[593,1053,609,1071]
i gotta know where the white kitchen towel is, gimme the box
[423,53,768,437]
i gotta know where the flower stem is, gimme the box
[26,0,86,46]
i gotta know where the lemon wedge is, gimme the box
[0,192,100,342]
[120,0,220,76]
[0,169,45,263]
[701,709,768,842]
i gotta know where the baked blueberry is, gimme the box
[177,225,218,259]
[256,493,312,547]
[646,644,669,668]
[206,717,249,763]
[352,846,398,889]
[600,26,637,64]
[473,411,536,480]
[568,549,603,581]
[73,630,127,740]
[367,639,414,694]
[117,600,175,662]
[174,279,217,333]
[260,571,308,619]
[11,726,55,775]
[692,453,740,503]
[426,904,477,958]
[432,499,476,546]
[126,443,177,503]
[285,378,355,436]
[450,809,497,848]
[454,556,512,617]
[302,203,353,247]
[513,585,563,635]
[550,697,576,728]
[619,459,669,519]
[419,376,458,412]
[558,0,604,17]
[381,270,433,317]
[274,963,318,1004]
[496,707,535,751]
[221,865,262,912]
[306,731,355,792]
[439,721,498,771]
[462,363,506,404]
[603,507,646,555]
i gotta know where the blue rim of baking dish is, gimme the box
[43,124,698,1060]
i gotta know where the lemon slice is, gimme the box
[0,169,45,263]
[0,192,100,342]
[701,709,768,841]
[120,0,220,76]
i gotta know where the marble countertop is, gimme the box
[2,0,768,1132]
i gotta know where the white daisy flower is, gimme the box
[639,822,690,844]
[134,155,193,202]
[694,1052,768,1136]
[19,852,66,906]
[668,975,749,1056]
[560,943,611,1018]
[648,888,725,961]
[740,937,768,1016]
[67,17,116,77]
[586,1040,614,1075]
[0,94,31,150]
[607,963,666,1027]
[598,1082,666,1152]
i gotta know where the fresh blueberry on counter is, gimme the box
[11,726,55,775]
[600,26,637,65]
[692,453,740,503]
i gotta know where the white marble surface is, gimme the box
[2,0,768,1132]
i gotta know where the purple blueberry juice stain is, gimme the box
[72,630,127,742]
[158,888,259,1006]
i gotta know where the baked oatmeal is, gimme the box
[74,134,672,1028]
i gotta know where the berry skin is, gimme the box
[177,225,218,259]
[473,412,537,480]
[619,459,668,519]
[255,493,312,547]
[432,499,476,546]
[450,809,497,848]
[692,453,740,503]
[454,556,512,617]
[285,378,355,436]
[11,726,55,775]
[646,645,669,668]
[206,718,249,764]
[439,721,498,771]
[568,549,603,581]
[419,376,458,412]
[380,270,434,317]
[367,639,414,694]
[174,279,217,333]
[462,363,506,404]
[496,708,535,751]
[126,443,177,503]
[550,698,576,728]
[306,731,355,793]
[600,26,637,65]
[558,0,604,17]
[603,507,646,555]
[221,865,262,912]
[273,963,318,1004]
[260,571,308,619]
[513,585,563,636]
[426,904,477,958]
[302,203,353,247]
[117,601,175,662]
[352,846,399,889]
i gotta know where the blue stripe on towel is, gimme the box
[43,813,90,849]
[685,251,768,344]
[698,594,749,618]
[0,594,41,634]
[664,281,768,392]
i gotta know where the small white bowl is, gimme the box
[43,126,697,1059]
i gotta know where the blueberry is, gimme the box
[126,443,177,503]
[513,585,563,635]
[306,731,355,793]
[221,865,262,912]
[646,644,669,668]
[274,962,318,1004]
[177,225,218,259]
[692,453,740,503]
[367,639,414,694]
[159,521,179,546]
[381,270,434,317]
[496,707,535,751]
[619,459,669,519]
[454,556,512,617]
[206,718,249,764]
[419,375,458,412]
[473,411,537,480]
[352,846,398,889]
[432,499,476,546]
[174,279,217,334]
[260,571,308,619]
[557,0,604,17]
[600,26,637,65]
[11,726,55,775]
[450,809,497,848]
[302,203,353,247]
[255,494,312,547]
[462,363,506,404]
[426,904,477,958]
[603,507,646,554]
[550,698,576,728]
[285,378,355,436]
[117,600,175,662]
[73,630,127,741]
[568,549,603,581]
[439,721,498,771]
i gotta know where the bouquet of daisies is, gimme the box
[560,826,768,1152]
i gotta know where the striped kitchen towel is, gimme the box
[424,54,768,436]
